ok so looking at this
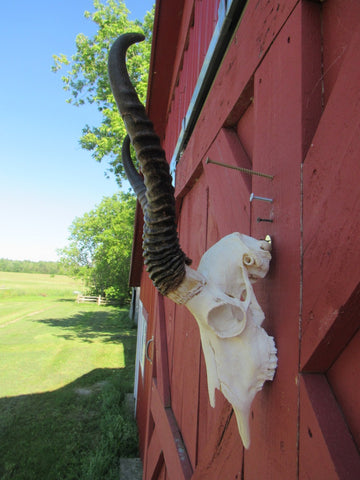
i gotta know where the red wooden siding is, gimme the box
[322,0,360,107]
[136,273,155,458]
[133,0,360,478]
[300,7,360,476]
[163,0,220,159]
[327,328,360,450]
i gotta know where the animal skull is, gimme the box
[169,233,277,448]
[108,34,277,450]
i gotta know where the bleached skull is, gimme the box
[169,233,277,448]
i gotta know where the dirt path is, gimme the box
[0,309,48,328]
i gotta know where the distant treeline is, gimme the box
[0,258,67,275]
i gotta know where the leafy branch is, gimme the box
[52,0,154,184]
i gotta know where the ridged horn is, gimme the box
[121,135,147,211]
[108,33,190,296]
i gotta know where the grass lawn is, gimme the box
[0,272,139,479]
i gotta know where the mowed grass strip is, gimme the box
[0,272,139,479]
[0,271,82,327]
[1,301,130,396]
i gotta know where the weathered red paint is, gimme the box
[299,375,360,479]
[245,5,304,476]
[164,0,219,157]
[146,0,185,140]
[131,0,360,478]
[302,18,360,371]
[327,328,360,450]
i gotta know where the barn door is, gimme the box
[142,292,194,480]
[245,1,360,476]
[300,3,360,477]
[140,1,360,478]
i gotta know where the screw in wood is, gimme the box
[205,158,274,180]
[250,193,273,203]
[257,217,273,223]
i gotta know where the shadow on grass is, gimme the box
[0,368,139,480]
[36,307,136,344]
[0,306,140,478]
[56,298,78,303]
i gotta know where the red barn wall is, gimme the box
[134,0,360,478]
[163,0,220,156]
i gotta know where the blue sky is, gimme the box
[0,0,154,262]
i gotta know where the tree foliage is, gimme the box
[58,192,136,303]
[52,0,154,185]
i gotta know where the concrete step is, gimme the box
[119,457,143,479]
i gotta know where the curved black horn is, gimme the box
[108,33,190,295]
[121,135,147,211]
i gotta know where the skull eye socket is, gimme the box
[207,303,247,337]
[243,254,255,266]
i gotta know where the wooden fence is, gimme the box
[76,295,108,305]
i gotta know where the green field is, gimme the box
[0,272,139,479]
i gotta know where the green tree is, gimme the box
[52,0,154,185]
[58,192,136,303]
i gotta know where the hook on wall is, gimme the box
[146,337,154,364]
[250,193,273,203]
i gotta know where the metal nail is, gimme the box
[250,193,273,203]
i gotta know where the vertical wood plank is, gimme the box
[245,4,303,476]
[194,162,244,469]
[193,412,244,479]
[193,400,236,479]
[163,296,176,391]
[137,288,155,460]
[170,178,208,469]
[154,293,171,407]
